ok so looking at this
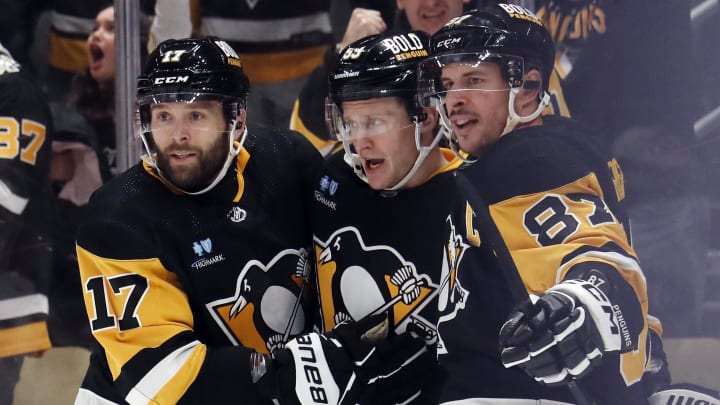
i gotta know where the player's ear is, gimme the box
[517,69,542,112]
[234,110,247,134]
[421,106,438,128]
[419,106,439,146]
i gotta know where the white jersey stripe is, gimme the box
[555,250,645,285]
[74,388,121,405]
[0,179,29,215]
[50,11,95,34]
[202,12,331,43]
[0,294,49,321]
[125,340,201,405]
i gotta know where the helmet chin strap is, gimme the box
[343,116,443,191]
[342,138,367,184]
[387,117,443,191]
[502,87,551,136]
[141,119,246,195]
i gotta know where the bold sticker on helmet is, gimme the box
[498,4,543,26]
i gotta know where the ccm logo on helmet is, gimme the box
[436,37,462,50]
[153,76,190,85]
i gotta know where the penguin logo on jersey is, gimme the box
[206,248,310,354]
[314,226,438,343]
[437,215,470,354]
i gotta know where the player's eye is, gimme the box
[468,76,484,86]
[155,111,172,122]
[368,118,384,128]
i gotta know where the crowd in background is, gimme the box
[1,0,719,403]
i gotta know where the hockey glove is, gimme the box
[499,280,621,386]
[253,314,436,405]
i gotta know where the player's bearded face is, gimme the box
[150,100,230,190]
[155,133,228,190]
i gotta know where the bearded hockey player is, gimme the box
[417,5,651,403]
[73,37,434,405]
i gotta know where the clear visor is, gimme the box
[324,96,415,142]
[137,92,239,140]
[417,52,523,107]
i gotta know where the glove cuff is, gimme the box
[284,333,343,405]
[549,280,621,351]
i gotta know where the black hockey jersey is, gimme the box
[0,53,54,358]
[437,116,649,403]
[74,126,322,404]
[311,149,462,344]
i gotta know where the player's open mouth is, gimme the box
[363,158,384,171]
[452,118,478,130]
[171,152,197,161]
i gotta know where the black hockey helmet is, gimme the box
[328,30,431,118]
[137,37,249,122]
[327,31,446,191]
[422,4,554,92]
[136,37,250,195]
[417,5,555,159]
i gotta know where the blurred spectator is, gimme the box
[0,42,54,405]
[44,0,113,101]
[150,0,336,128]
[147,1,407,130]
[47,5,123,349]
[43,0,154,102]
[290,0,471,155]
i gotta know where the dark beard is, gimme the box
[155,134,229,191]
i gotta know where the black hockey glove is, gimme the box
[499,280,622,386]
[253,314,437,405]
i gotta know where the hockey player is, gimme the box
[0,43,54,405]
[418,5,650,403]
[73,37,434,405]
[314,29,462,402]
